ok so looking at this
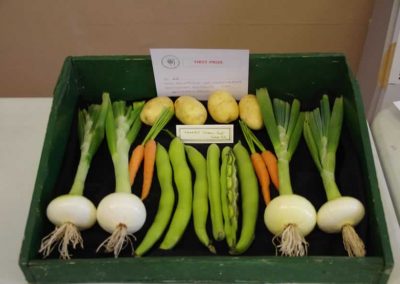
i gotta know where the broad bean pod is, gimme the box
[160,137,193,250]
[220,146,239,249]
[135,143,175,256]
[185,145,215,253]
[207,143,225,241]
[230,142,259,254]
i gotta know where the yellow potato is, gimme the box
[174,96,207,125]
[207,90,239,123]
[239,94,263,130]
[140,96,174,126]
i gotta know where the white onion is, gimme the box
[264,194,317,236]
[317,196,365,233]
[46,194,97,230]
[96,192,146,234]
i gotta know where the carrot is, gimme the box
[250,152,271,204]
[261,150,279,190]
[129,144,145,186]
[239,120,272,205]
[141,139,157,200]
[128,107,174,198]
[242,121,280,191]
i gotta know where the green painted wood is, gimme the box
[19,54,393,283]
[27,256,385,283]
[19,57,81,282]
[72,55,156,102]
[345,72,394,282]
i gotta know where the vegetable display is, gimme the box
[256,88,317,257]
[303,95,366,257]
[135,143,175,256]
[96,99,146,257]
[39,93,109,259]
[39,90,370,260]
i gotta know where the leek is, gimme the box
[96,98,147,257]
[303,95,366,257]
[39,92,109,259]
[257,88,316,257]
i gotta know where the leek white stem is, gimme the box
[257,88,316,256]
[304,95,366,257]
[40,93,109,259]
[96,99,146,257]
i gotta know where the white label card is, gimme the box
[176,125,234,144]
[394,101,400,111]
[150,48,249,100]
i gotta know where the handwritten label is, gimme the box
[176,125,234,144]
[150,48,249,100]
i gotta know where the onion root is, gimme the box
[39,222,83,260]
[272,223,309,257]
[96,224,136,258]
[342,224,366,257]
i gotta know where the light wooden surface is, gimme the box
[0,0,373,98]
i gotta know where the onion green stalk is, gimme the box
[39,92,109,259]
[303,95,366,257]
[96,98,147,258]
[256,88,316,257]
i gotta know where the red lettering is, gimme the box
[208,60,223,64]
[194,60,208,64]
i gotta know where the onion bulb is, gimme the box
[264,195,317,256]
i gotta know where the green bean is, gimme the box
[185,145,215,253]
[135,143,175,256]
[226,151,239,236]
[160,137,193,250]
[230,141,259,255]
[221,146,239,249]
[207,143,225,241]
[220,147,233,248]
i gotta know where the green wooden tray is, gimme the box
[19,54,393,283]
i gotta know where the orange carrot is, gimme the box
[141,139,157,200]
[251,152,271,205]
[261,150,279,190]
[128,107,174,194]
[241,121,280,191]
[129,144,145,186]
[239,120,272,206]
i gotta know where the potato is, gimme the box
[140,96,174,126]
[239,94,263,130]
[174,96,207,125]
[207,90,239,123]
